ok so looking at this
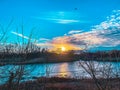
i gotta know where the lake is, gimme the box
[0,60,120,84]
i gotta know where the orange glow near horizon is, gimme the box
[49,43,83,53]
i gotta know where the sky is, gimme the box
[0,0,120,51]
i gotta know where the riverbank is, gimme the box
[0,77,119,90]
[0,57,78,65]
[1,57,120,66]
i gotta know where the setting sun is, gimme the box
[61,46,66,51]
[49,43,83,53]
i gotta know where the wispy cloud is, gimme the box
[50,19,80,24]
[11,31,30,40]
[68,30,83,34]
[34,17,80,24]
[35,42,53,49]
[11,31,51,47]
[39,38,50,41]
[32,11,89,24]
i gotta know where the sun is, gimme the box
[61,46,66,51]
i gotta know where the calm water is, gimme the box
[0,60,120,84]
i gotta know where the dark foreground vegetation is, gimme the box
[0,77,120,90]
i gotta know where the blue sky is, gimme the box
[0,0,120,50]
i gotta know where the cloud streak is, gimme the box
[34,17,80,24]
[33,11,89,24]
[11,31,30,40]
[39,38,50,41]
[53,19,80,24]
[11,31,51,48]
[68,30,83,35]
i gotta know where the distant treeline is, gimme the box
[0,43,120,64]
[0,43,77,64]
[79,50,120,62]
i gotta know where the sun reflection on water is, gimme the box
[57,63,71,77]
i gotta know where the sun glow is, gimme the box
[49,43,83,53]
[61,46,66,51]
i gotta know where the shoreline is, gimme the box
[0,57,120,66]
[0,77,120,90]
